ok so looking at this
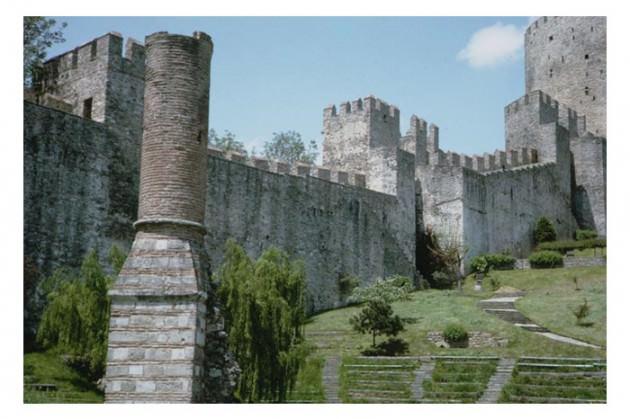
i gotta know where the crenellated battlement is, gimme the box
[37,32,145,91]
[504,90,560,118]
[207,147,368,188]
[425,145,539,173]
[324,96,400,123]
[479,161,555,177]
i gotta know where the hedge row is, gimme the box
[529,250,564,268]
[575,229,598,241]
[470,253,516,272]
[536,238,606,254]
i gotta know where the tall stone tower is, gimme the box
[323,96,401,195]
[525,16,606,137]
[105,31,216,403]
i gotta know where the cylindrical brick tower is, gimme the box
[105,31,218,403]
[525,16,606,137]
[137,31,212,228]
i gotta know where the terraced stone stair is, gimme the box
[499,357,607,403]
[478,358,516,403]
[419,356,499,403]
[339,356,420,403]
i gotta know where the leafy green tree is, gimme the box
[263,131,318,165]
[23,17,66,87]
[208,129,248,156]
[36,246,125,379]
[217,239,308,402]
[349,275,413,305]
[534,216,557,244]
[350,299,404,347]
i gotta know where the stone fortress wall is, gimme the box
[24,32,144,278]
[23,16,606,315]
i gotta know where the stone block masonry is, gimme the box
[525,17,606,137]
[23,102,137,277]
[205,154,416,313]
[105,31,236,403]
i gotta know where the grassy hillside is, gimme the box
[23,351,103,403]
[305,266,606,359]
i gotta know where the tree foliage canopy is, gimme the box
[349,275,413,305]
[36,246,124,379]
[263,131,318,165]
[350,299,404,347]
[23,17,66,86]
[217,239,308,402]
[208,129,248,156]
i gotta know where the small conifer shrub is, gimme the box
[533,217,557,244]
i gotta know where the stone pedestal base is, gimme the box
[105,231,209,403]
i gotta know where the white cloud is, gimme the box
[457,22,525,69]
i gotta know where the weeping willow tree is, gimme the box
[218,239,308,402]
[36,246,125,379]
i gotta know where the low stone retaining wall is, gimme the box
[427,331,508,348]
[515,257,606,270]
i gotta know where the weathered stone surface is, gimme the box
[427,331,508,349]
[525,17,606,137]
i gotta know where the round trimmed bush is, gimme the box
[484,253,516,270]
[470,256,488,274]
[443,323,468,343]
[470,253,516,272]
[529,250,564,268]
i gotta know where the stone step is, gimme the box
[510,383,606,392]
[345,370,412,376]
[344,364,413,369]
[348,389,410,396]
[518,371,606,377]
[417,399,466,403]
[355,356,428,360]
[424,391,482,397]
[517,362,604,369]
[519,356,606,363]
[347,379,413,385]
[428,381,486,387]
[346,397,416,403]
[438,360,497,365]
[483,308,519,312]
[478,302,515,309]
[506,395,605,403]
[431,355,500,360]
[322,357,341,403]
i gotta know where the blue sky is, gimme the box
[46,16,532,160]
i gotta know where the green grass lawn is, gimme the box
[422,359,497,402]
[305,266,606,359]
[340,356,419,403]
[287,356,326,402]
[499,358,606,403]
[482,266,606,347]
[573,247,606,257]
[23,351,103,403]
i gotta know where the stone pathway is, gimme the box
[322,356,341,403]
[479,292,601,349]
[411,357,434,402]
[477,358,516,403]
